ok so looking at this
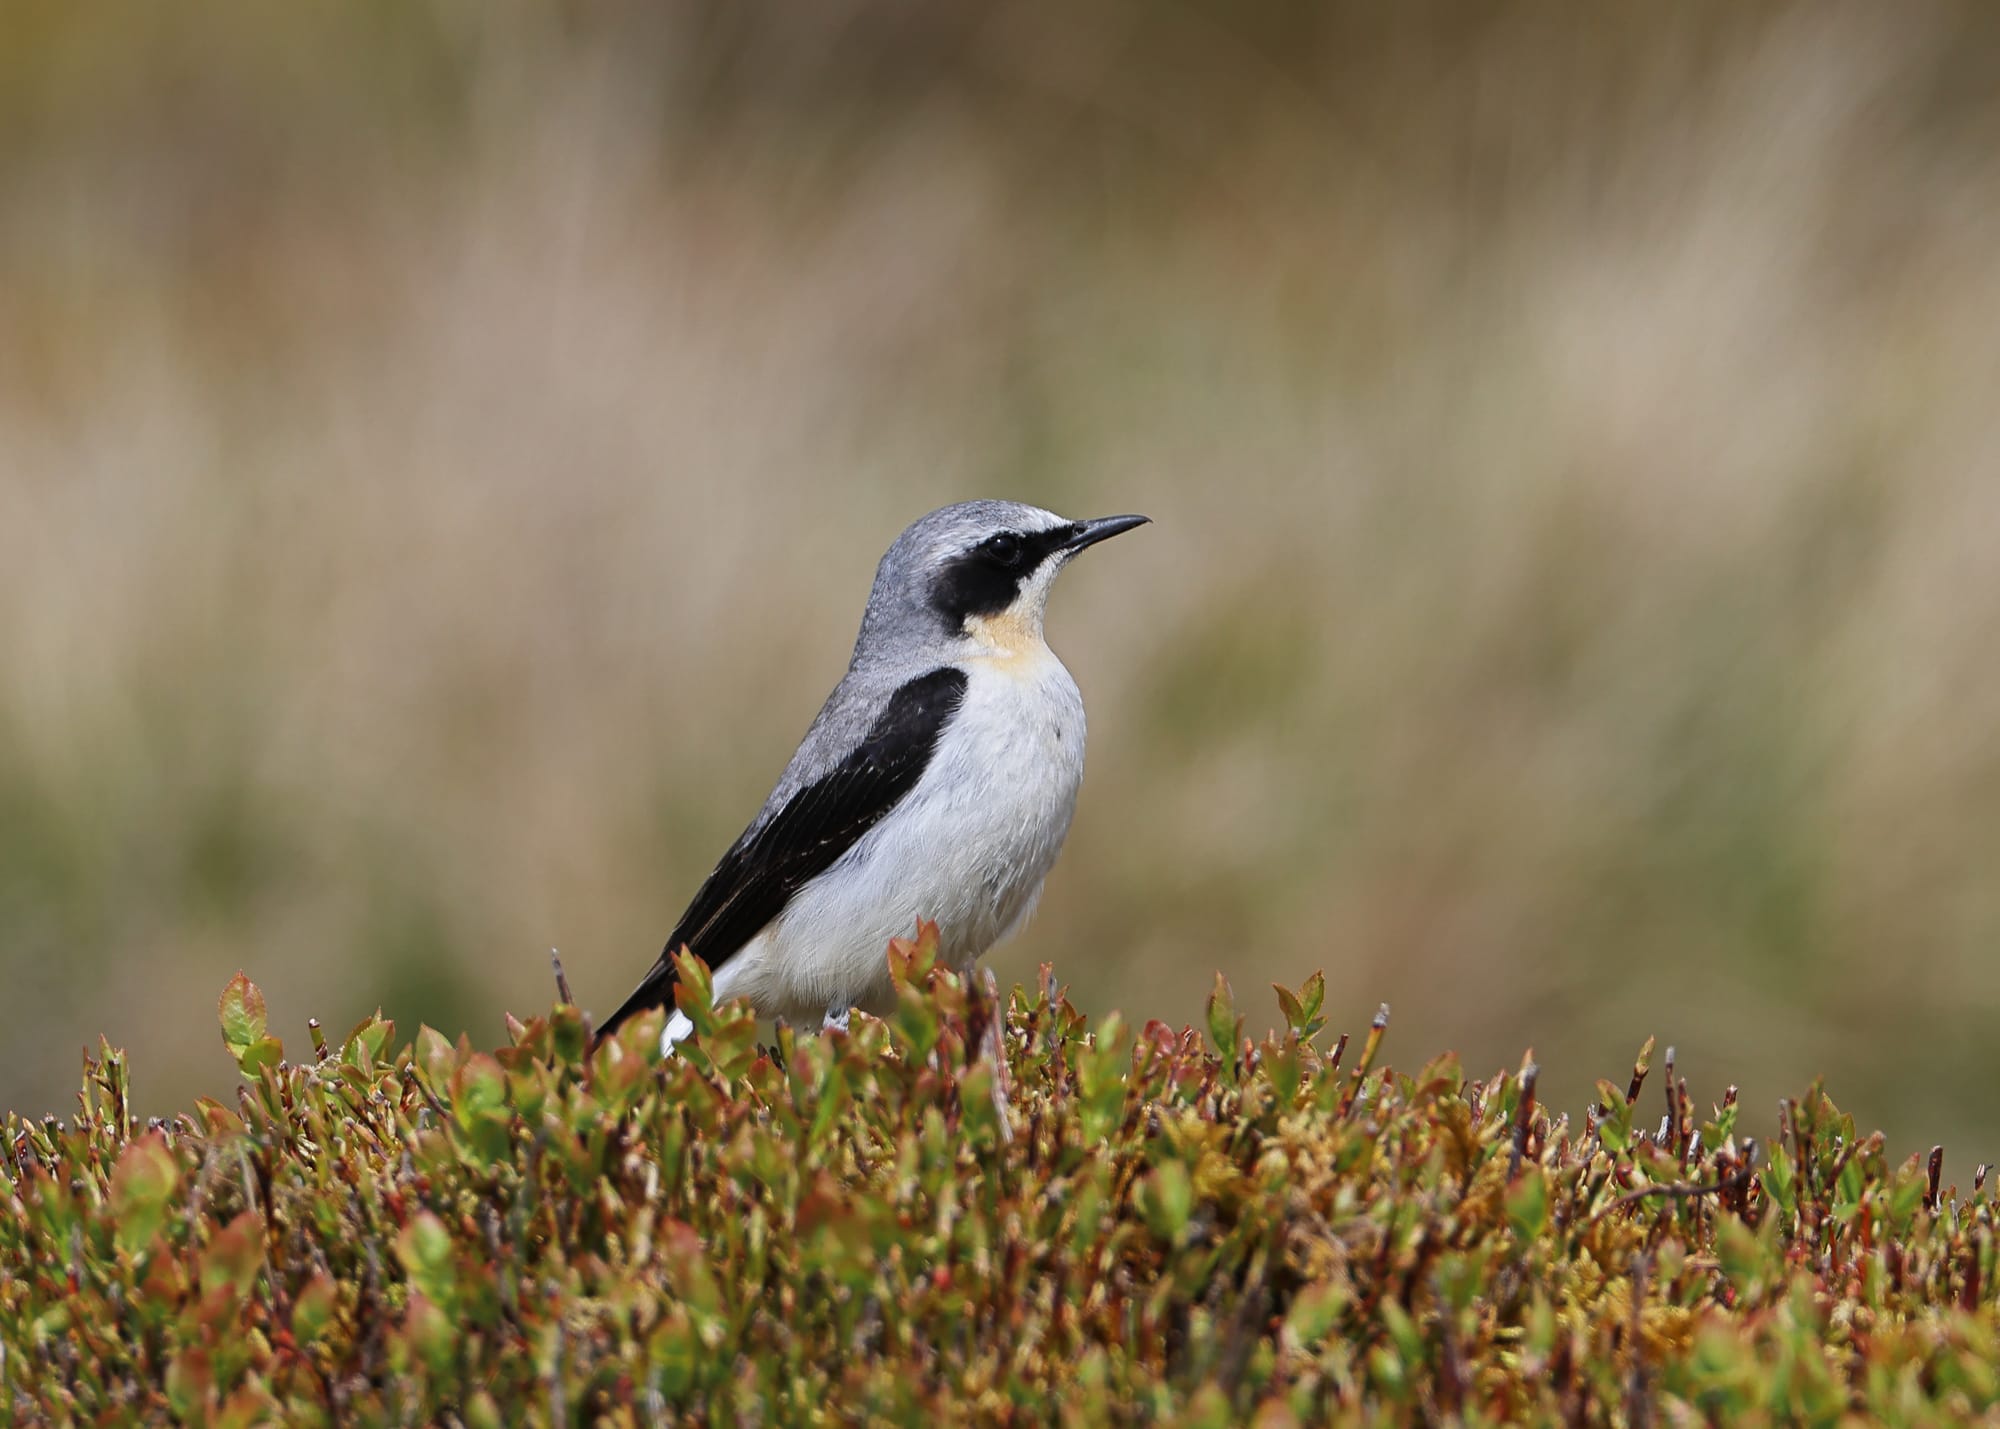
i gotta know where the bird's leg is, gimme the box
[822,1002,851,1035]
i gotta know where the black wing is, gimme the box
[594,666,968,1041]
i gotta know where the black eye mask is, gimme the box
[930,525,1081,631]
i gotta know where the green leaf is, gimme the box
[1886,1164,1926,1234]
[1267,1039,1303,1107]
[1836,1152,1866,1213]
[1299,970,1326,1033]
[1595,1080,1632,1152]
[1715,1215,1767,1298]
[291,1274,339,1346]
[218,972,269,1065]
[1379,1298,1425,1376]
[1282,1282,1346,1352]
[671,947,717,1036]
[1171,1384,1233,1429]
[1077,1013,1130,1144]
[1523,1291,1556,1359]
[1505,1166,1548,1242]
[464,1391,505,1429]
[647,1306,702,1402]
[548,1003,590,1065]
[806,1057,852,1151]
[416,1025,458,1090]
[238,1037,284,1078]
[449,1053,512,1162]
[1763,1145,1797,1220]
[1273,983,1305,1034]
[343,1012,394,1071]
[1368,1344,1409,1400]
[1139,1160,1194,1244]
[165,1348,214,1422]
[111,1131,181,1257]
[658,1219,723,1316]
[396,1211,458,1310]
[893,980,943,1065]
[450,1053,507,1121]
[400,1291,457,1379]
[215,1386,283,1429]
[956,1059,1006,1149]
[886,919,942,985]
[198,1211,264,1304]
[1704,1100,1739,1149]
[1206,972,1240,1062]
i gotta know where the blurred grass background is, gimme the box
[5,1,2000,1156]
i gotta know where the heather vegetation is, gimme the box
[7,948,1997,1423]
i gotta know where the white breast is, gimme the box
[713,651,1086,1025]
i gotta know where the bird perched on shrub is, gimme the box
[596,500,1148,1049]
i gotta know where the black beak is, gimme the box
[1062,513,1150,554]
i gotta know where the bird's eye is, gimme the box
[982,532,1025,567]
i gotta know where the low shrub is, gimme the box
[4,928,1997,1424]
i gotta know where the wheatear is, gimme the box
[595,500,1148,1048]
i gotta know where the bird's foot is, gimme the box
[822,1003,851,1034]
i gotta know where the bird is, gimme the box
[595,499,1149,1049]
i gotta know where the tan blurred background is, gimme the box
[5,2,2000,1156]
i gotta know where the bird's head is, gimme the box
[856,500,1149,665]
